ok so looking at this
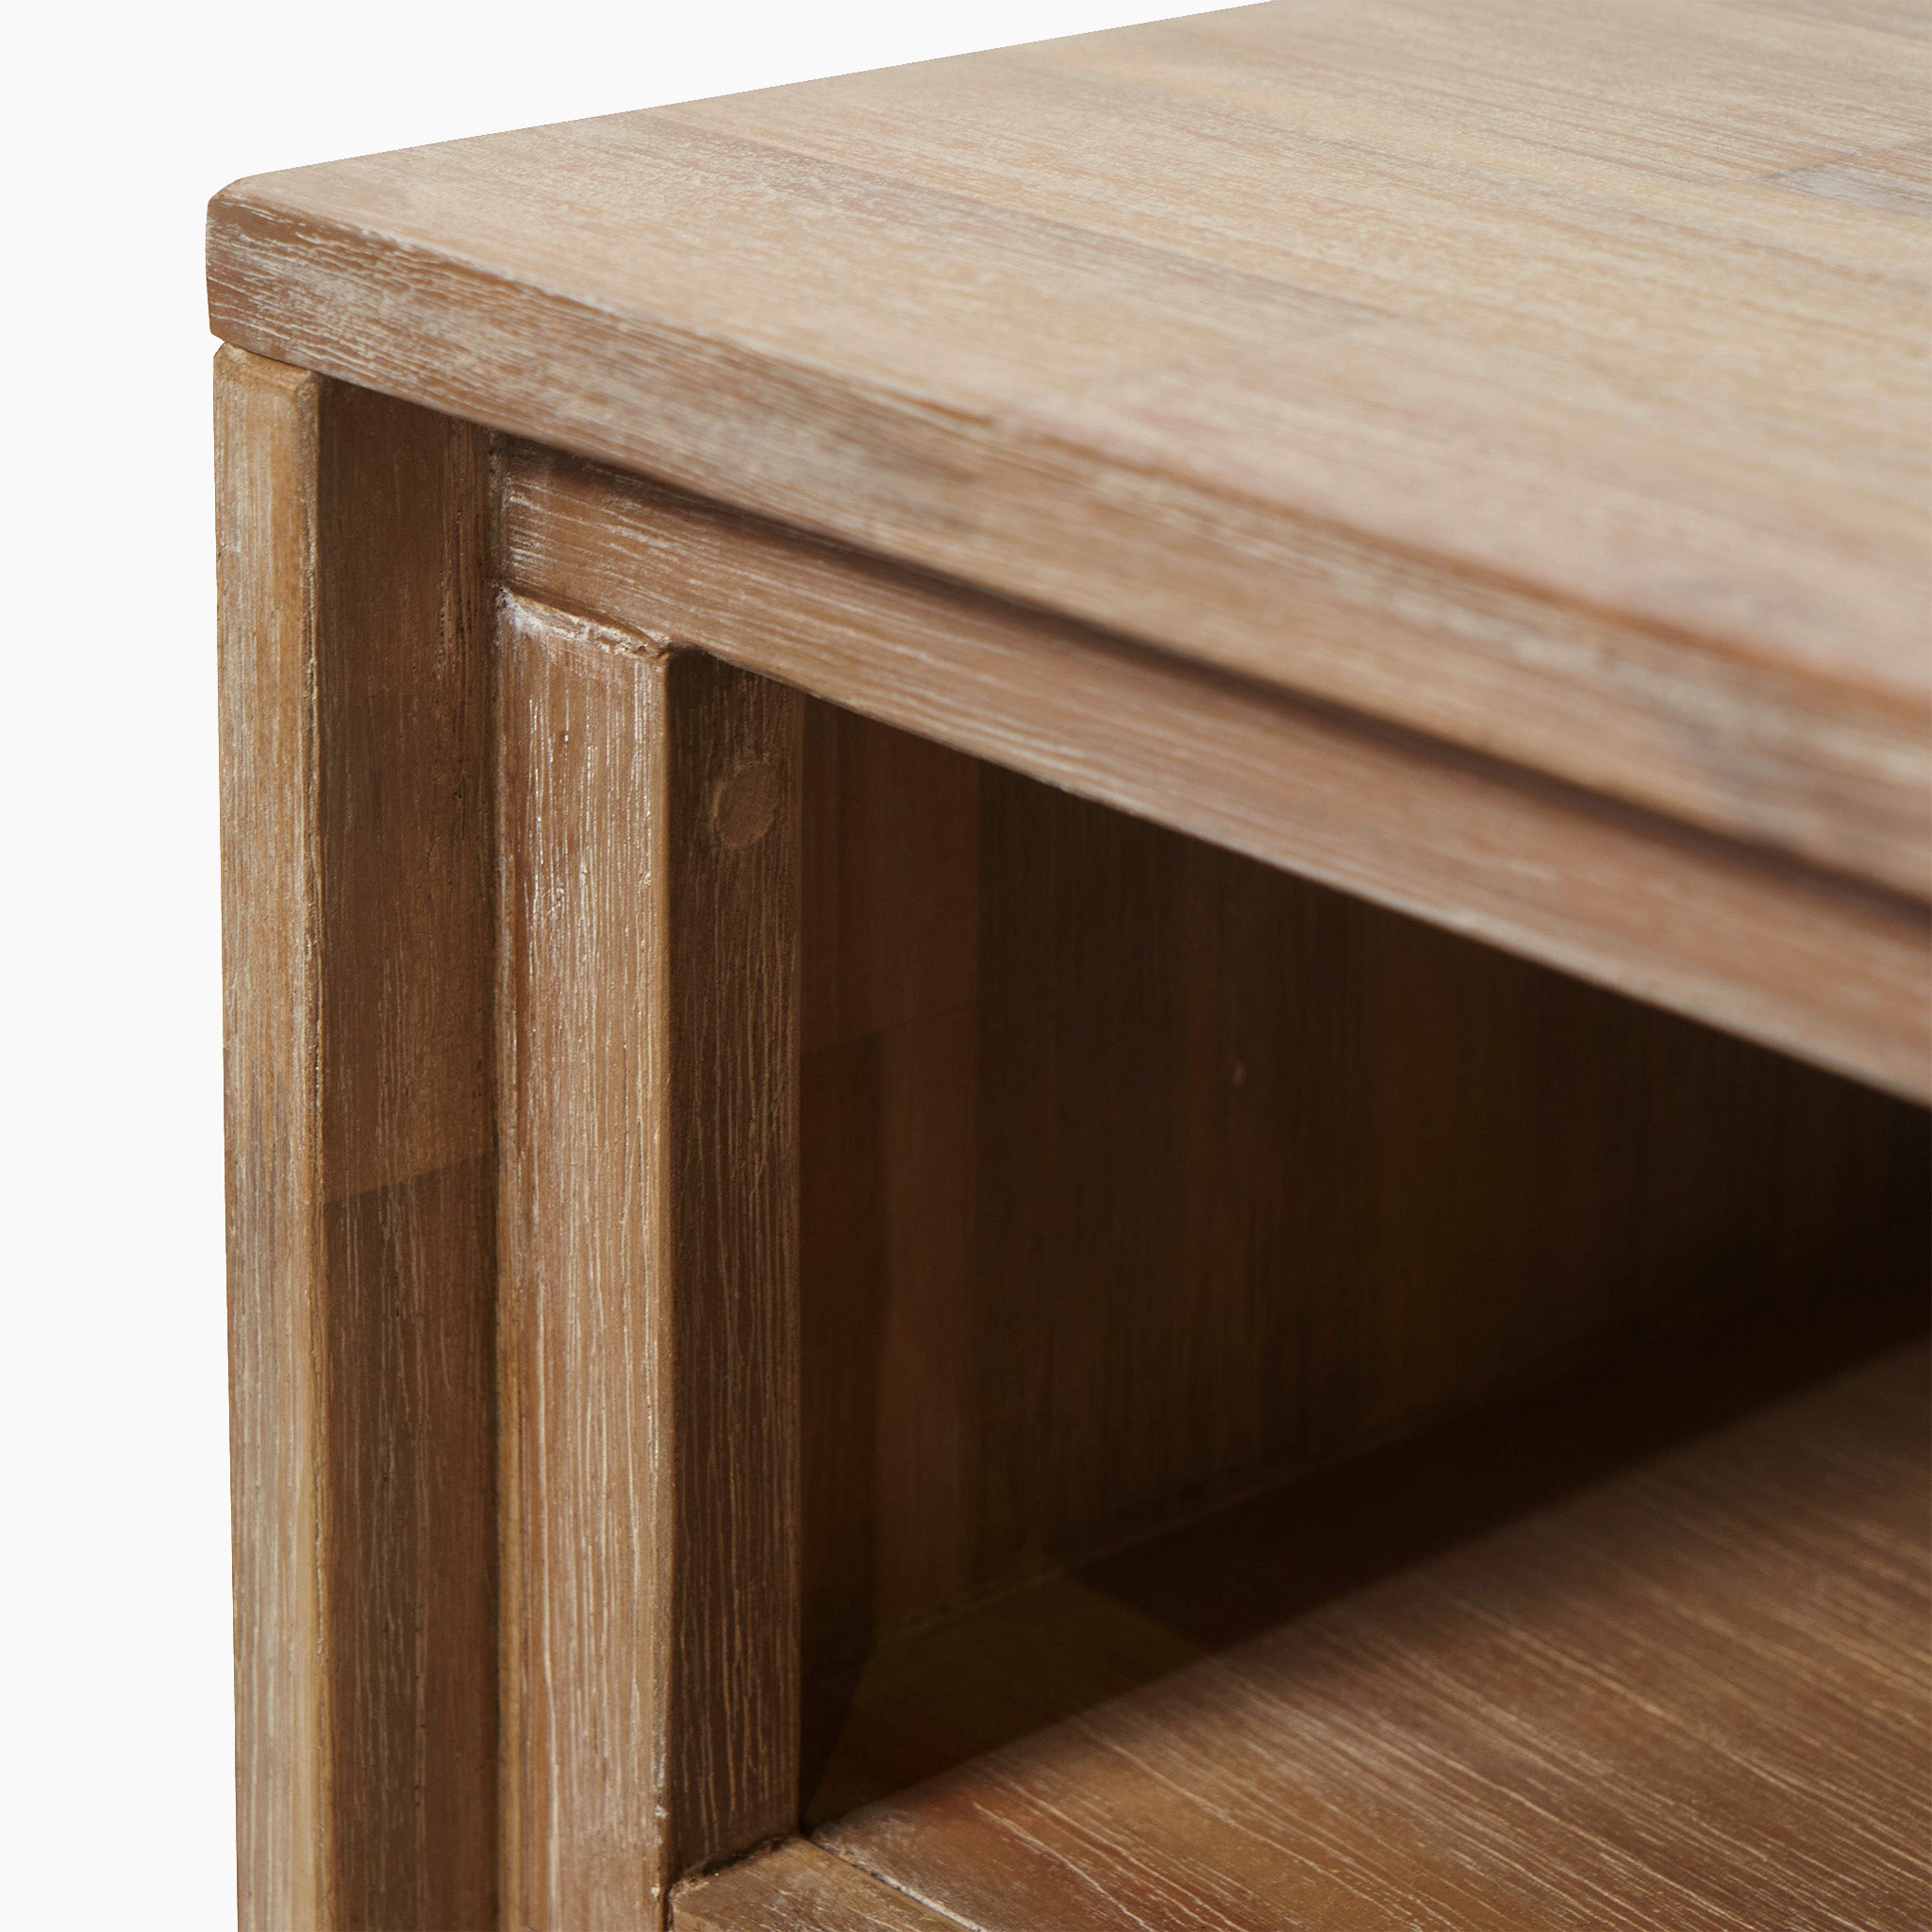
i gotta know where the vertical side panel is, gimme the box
[217,345,498,1931]
[218,345,327,1932]
[662,648,803,1876]
[798,705,982,1793]
[496,600,801,1928]
[315,382,499,1930]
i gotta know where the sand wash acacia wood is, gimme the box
[218,349,800,1930]
[494,599,801,1926]
[217,351,499,1930]
[219,342,1929,1931]
[222,351,1916,1932]
[208,0,1932,904]
[502,445,1931,1104]
[213,6,1930,1925]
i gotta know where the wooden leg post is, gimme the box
[494,597,802,1927]
[221,348,802,1929]
[217,348,499,1929]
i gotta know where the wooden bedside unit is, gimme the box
[209,4,1931,1927]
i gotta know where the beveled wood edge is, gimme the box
[500,442,1932,1105]
[217,343,329,1932]
[205,188,1932,899]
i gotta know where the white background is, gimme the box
[0,3,1214,1922]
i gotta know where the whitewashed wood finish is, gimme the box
[219,358,804,1929]
[219,345,329,1932]
[217,347,500,1930]
[503,449,1932,1104]
[208,0,1932,898]
[213,2,1932,1907]
[495,594,803,1928]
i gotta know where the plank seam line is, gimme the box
[810,1834,986,1930]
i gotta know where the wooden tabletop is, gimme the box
[208,0,1932,902]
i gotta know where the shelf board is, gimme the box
[797,1312,1929,1930]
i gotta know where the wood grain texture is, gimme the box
[794,703,1932,1785]
[219,344,325,1932]
[217,347,498,1929]
[505,449,1932,1102]
[672,1839,959,1932]
[208,0,1932,896]
[495,595,803,1927]
[817,1323,1932,1932]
